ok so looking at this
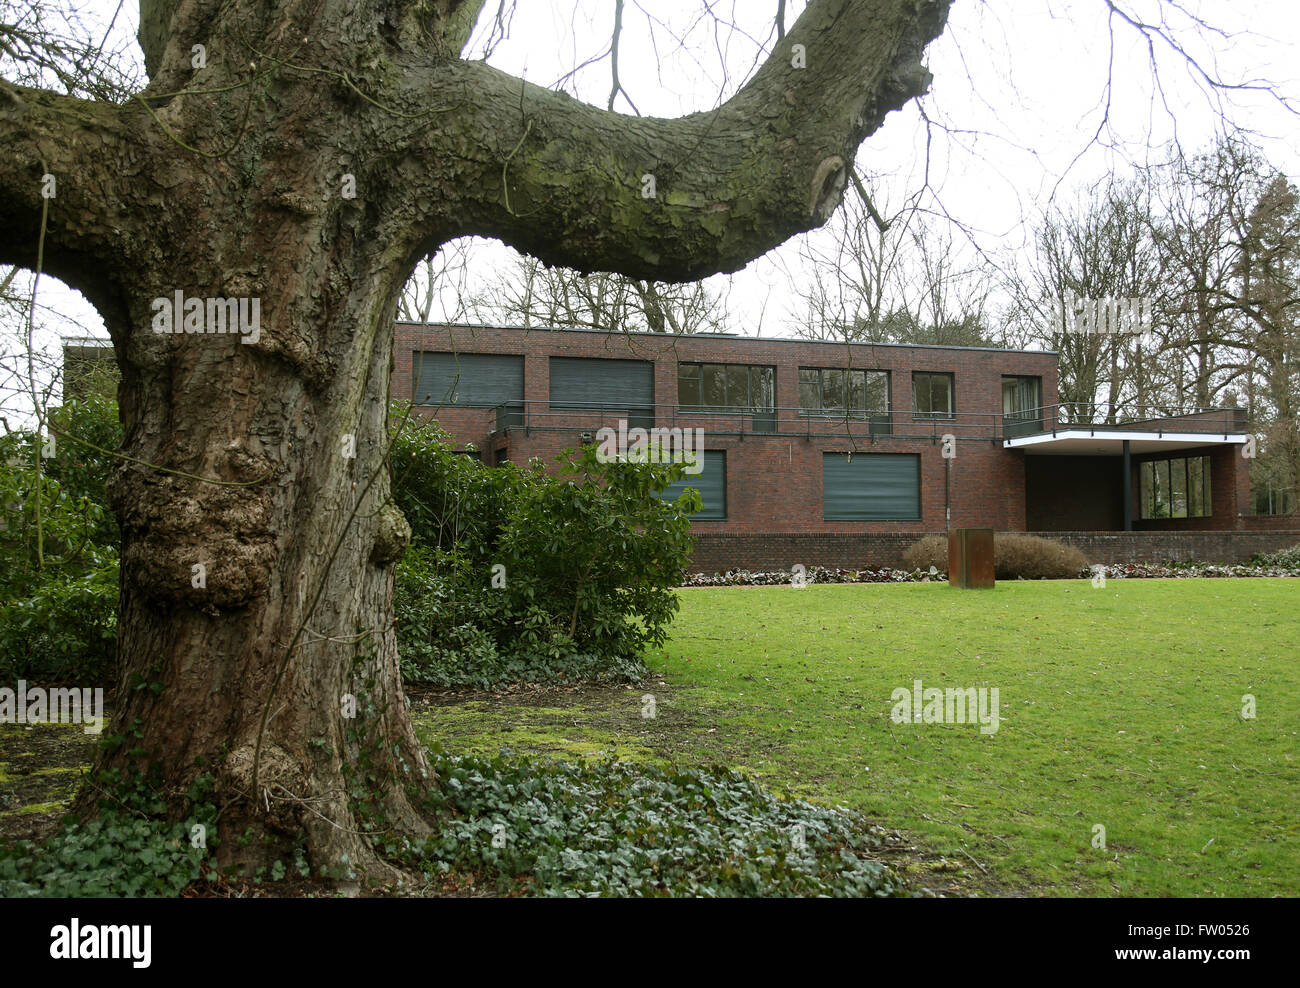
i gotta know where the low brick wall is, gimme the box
[1030,530,1300,565]
[686,529,1300,572]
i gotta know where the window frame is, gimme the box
[912,371,955,420]
[656,449,727,520]
[676,362,775,414]
[1139,454,1213,519]
[797,366,891,420]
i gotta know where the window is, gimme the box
[414,352,523,408]
[550,356,654,429]
[913,372,954,419]
[799,368,889,416]
[678,363,774,414]
[549,357,653,409]
[822,453,921,521]
[1140,454,1212,518]
[656,449,726,520]
[1002,376,1042,437]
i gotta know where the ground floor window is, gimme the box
[656,449,726,520]
[823,452,921,521]
[1140,454,1212,518]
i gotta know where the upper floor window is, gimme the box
[414,352,523,407]
[1002,375,1042,437]
[798,367,889,417]
[549,357,653,410]
[678,363,775,413]
[912,372,954,419]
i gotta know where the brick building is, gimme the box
[402,323,1294,569]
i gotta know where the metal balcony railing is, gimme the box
[462,400,1247,444]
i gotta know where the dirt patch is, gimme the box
[0,719,101,845]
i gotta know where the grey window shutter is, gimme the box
[658,449,726,520]
[823,453,920,520]
[415,352,524,407]
[549,357,654,408]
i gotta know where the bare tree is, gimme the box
[794,177,995,346]
[477,252,731,333]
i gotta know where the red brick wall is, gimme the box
[1025,456,1125,530]
[393,323,1054,535]
[686,529,1300,572]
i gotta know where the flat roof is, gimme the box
[396,321,1059,358]
[61,336,113,347]
[1005,429,1248,455]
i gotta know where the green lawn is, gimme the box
[416,578,1300,896]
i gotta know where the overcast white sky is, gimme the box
[11,0,1300,402]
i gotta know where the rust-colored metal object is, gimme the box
[948,528,995,589]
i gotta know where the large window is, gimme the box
[656,449,726,520]
[549,357,653,409]
[678,363,775,414]
[1002,376,1042,437]
[414,352,523,407]
[799,367,890,421]
[822,453,921,521]
[912,372,954,419]
[1140,454,1212,519]
[550,356,654,429]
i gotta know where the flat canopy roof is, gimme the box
[1004,429,1248,455]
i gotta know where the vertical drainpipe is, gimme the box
[945,456,951,530]
[1122,439,1133,532]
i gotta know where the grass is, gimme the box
[4,578,1295,896]
[413,578,1300,896]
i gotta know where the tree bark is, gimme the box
[0,0,950,885]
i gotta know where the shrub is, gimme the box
[0,410,121,682]
[1252,542,1300,568]
[901,535,948,573]
[994,534,1089,579]
[0,552,119,682]
[901,533,1090,580]
[390,409,697,688]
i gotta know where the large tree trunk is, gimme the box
[93,229,428,880]
[0,0,951,885]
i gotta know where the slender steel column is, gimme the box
[1123,440,1133,532]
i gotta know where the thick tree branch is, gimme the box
[0,81,142,312]
[399,0,951,281]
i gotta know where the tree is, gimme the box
[1008,178,1166,419]
[475,253,731,334]
[0,0,951,882]
[794,177,996,346]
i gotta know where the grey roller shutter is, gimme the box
[658,449,726,520]
[549,357,654,409]
[415,352,524,407]
[823,453,920,520]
